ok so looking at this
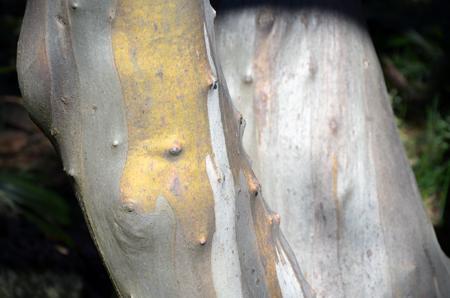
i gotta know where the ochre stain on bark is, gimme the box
[331,152,344,287]
[253,53,272,144]
[253,10,276,145]
[252,198,284,298]
[332,154,339,200]
[111,0,215,245]
[243,167,283,297]
[331,153,341,242]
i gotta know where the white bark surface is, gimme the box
[216,4,450,297]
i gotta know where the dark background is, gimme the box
[0,0,449,296]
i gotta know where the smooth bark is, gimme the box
[216,2,450,297]
[17,0,311,297]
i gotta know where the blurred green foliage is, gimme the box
[398,100,450,223]
[0,172,73,246]
[414,103,450,213]
[366,0,450,225]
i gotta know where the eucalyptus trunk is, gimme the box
[216,1,450,297]
[17,0,311,297]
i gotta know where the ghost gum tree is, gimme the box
[17,0,312,297]
[215,0,450,297]
[16,0,449,298]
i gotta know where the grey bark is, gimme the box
[17,0,311,297]
[17,0,450,296]
[216,2,450,297]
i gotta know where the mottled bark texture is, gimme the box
[17,0,311,297]
[216,1,450,297]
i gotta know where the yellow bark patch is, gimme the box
[112,0,214,242]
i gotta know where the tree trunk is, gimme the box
[17,0,311,297]
[216,1,450,297]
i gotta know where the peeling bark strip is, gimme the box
[18,0,311,297]
[216,3,450,297]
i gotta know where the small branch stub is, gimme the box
[212,80,218,90]
[198,235,207,246]
[246,173,261,197]
[258,10,274,29]
[243,73,253,84]
[168,141,183,156]
[268,213,281,226]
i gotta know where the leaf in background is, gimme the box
[410,98,450,224]
[0,172,73,245]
